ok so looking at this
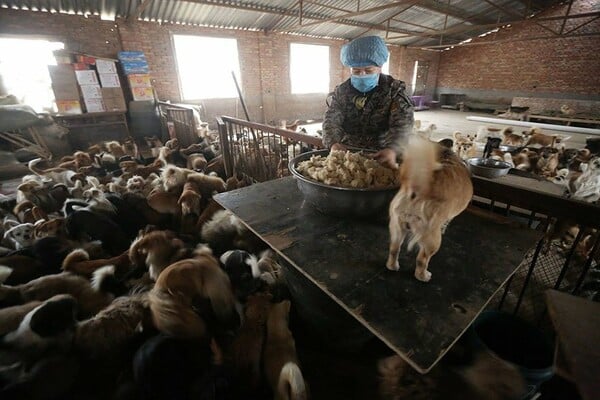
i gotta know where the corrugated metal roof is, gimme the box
[1,0,564,48]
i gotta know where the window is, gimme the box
[290,43,330,94]
[382,59,390,75]
[173,35,242,100]
[0,38,64,112]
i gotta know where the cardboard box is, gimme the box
[52,84,79,100]
[99,73,121,88]
[48,65,77,85]
[122,61,149,75]
[131,87,154,101]
[83,98,105,113]
[103,96,127,111]
[56,100,82,114]
[72,63,89,70]
[75,70,99,85]
[118,51,147,62]
[101,87,127,111]
[75,55,96,65]
[80,84,103,100]
[127,74,152,88]
[95,59,117,74]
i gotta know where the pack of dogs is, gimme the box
[0,136,308,400]
[0,122,591,398]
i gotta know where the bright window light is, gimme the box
[290,43,330,94]
[0,38,64,112]
[173,35,241,100]
[382,59,390,75]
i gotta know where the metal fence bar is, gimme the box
[572,234,600,295]
[513,238,545,315]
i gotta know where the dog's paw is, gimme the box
[386,258,400,271]
[415,269,432,282]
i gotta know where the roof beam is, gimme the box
[416,0,494,25]
[352,2,417,40]
[127,0,153,22]
[481,0,559,35]
[410,31,600,49]
[291,0,420,29]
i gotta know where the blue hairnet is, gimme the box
[340,36,389,67]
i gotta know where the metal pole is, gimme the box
[232,71,251,122]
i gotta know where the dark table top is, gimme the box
[214,176,542,373]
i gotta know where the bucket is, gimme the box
[469,311,554,399]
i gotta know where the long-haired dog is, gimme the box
[220,250,263,301]
[452,132,476,160]
[387,138,473,282]
[129,230,188,281]
[33,217,66,239]
[27,158,77,187]
[523,127,564,148]
[263,300,307,400]
[148,244,239,340]
[229,292,272,391]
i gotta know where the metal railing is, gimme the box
[158,102,200,147]
[216,116,323,182]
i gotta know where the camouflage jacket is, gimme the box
[322,74,414,151]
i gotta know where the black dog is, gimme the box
[483,137,502,158]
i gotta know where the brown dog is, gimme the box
[62,248,131,277]
[387,138,473,282]
[148,245,238,340]
[501,127,525,146]
[229,292,272,390]
[263,300,307,400]
[178,180,203,216]
[129,230,188,280]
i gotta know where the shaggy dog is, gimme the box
[263,300,307,400]
[452,132,476,160]
[501,127,525,147]
[148,245,239,340]
[387,138,473,282]
[178,180,202,216]
[3,223,34,250]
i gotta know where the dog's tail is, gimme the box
[27,158,46,177]
[62,248,90,272]
[501,126,513,136]
[278,362,307,400]
[400,136,441,199]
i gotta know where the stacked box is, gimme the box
[102,88,127,112]
[48,65,81,112]
[118,51,150,74]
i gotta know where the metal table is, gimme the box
[214,176,541,373]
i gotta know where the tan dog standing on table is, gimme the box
[387,137,473,282]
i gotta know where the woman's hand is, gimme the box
[331,143,347,151]
[374,148,398,169]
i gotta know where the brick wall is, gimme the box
[1,8,438,124]
[436,0,600,102]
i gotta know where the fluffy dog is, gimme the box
[129,230,188,280]
[147,191,180,215]
[144,136,164,158]
[27,158,77,187]
[148,245,239,340]
[523,127,557,147]
[220,249,263,300]
[387,138,473,282]
[33,218,65,239]
[263,300,307,400]
[452,132,476,160]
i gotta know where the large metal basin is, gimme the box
[288,149,399,218]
